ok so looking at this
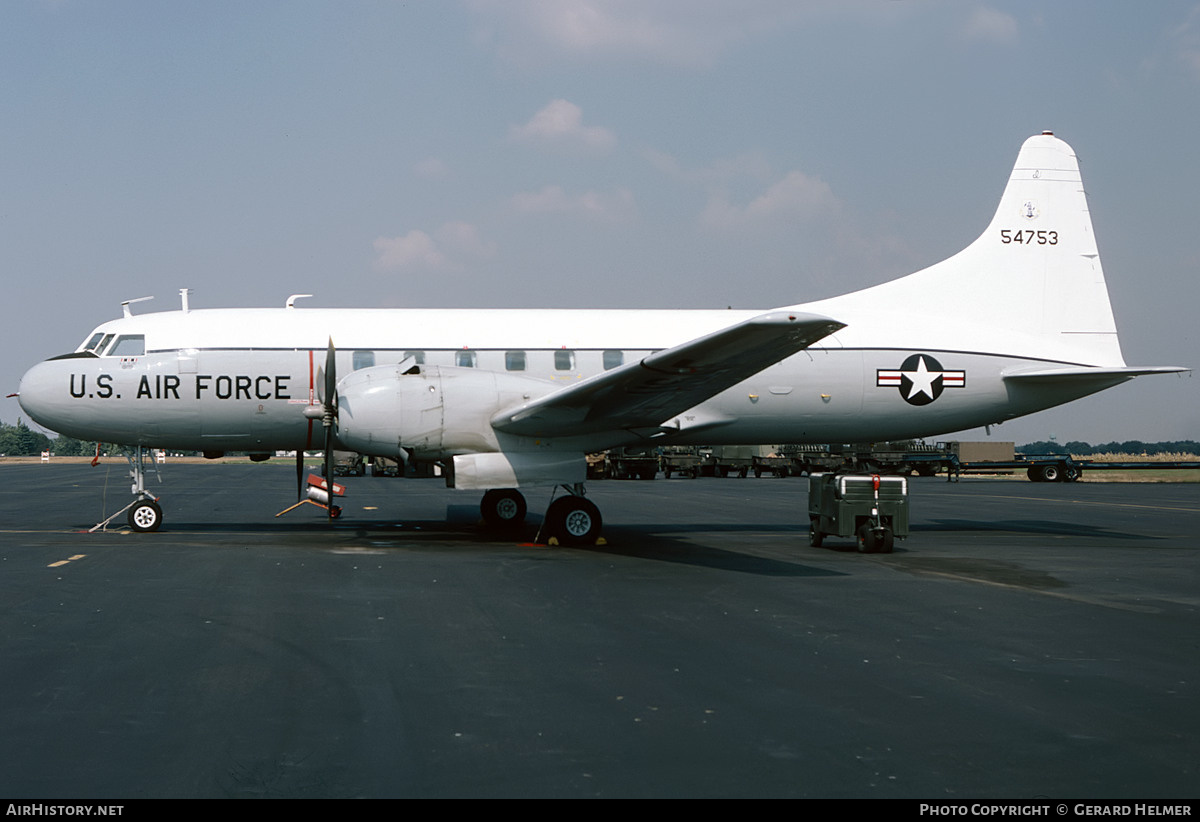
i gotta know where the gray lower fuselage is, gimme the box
[18,344,1119,457]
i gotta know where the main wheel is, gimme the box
[481,489,527,527]
[544,496,602,546]
[128,499,162,533]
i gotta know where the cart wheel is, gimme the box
[857,525,880,553]
[809,518,824,548]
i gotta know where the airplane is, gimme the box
[14,131,1188,541]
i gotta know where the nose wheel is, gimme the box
[128,498,163,532]
[90,445,165,533]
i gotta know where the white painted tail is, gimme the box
[808,133,1127,367]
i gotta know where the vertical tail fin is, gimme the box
[813,132,1127,367]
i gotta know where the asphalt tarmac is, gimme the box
[0,463,1197,799]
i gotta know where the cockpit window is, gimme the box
[107,335,145,357]
[80,333,114,354]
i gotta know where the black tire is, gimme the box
[880,528,895,554]
[1039,464,1061,483]
[1064,466,1081,482]
[544,496,602,546]
[128,499,162,533]
[481,489,527,528]
[857,524,880,553]
[809,518,824,548]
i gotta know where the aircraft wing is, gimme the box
[491,310,844,438]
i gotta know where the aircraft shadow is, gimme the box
[77,508,845,578]
[916,518,1160,541]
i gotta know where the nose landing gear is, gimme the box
[90,445,164,533]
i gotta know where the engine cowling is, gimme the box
[335,364,552,461]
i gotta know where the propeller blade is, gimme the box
[323,338,337,521]
[324,337,337,414]
[324,434,335,520]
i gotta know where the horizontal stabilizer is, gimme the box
[1003,365,1190,384]
[492,311,844,438]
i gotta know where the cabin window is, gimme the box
[404,350,425,365]
[554,349,575,371]
[456,349,476,368]
[352,350,375,371]
[108,335,145,357]
[505,351,526,371]
[603,349,624,370]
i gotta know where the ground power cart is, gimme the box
[808,473,909,553]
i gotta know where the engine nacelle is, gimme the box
[335,364,552,462]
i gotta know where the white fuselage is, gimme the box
[16,303,1119,459]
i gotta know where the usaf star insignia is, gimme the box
[877,354,966,406]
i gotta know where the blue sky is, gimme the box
[3,1,1197,444]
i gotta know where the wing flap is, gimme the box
[492,311,844,438]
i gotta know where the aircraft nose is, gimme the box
[17,359,71,433]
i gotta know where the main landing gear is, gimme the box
[480,485,603,546]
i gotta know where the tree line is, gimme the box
[0,420,98,457]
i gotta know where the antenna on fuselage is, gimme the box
[120,296,154,318]
[286,294,313,309]
[180,288,192,313]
